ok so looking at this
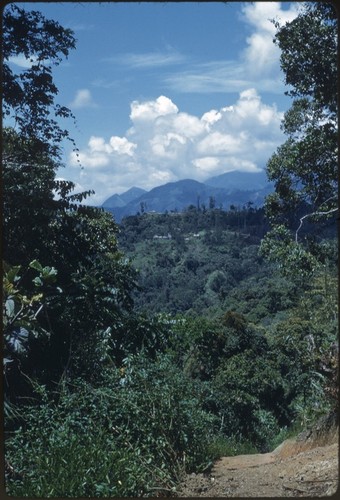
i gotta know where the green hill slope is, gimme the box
[118,209,298,321]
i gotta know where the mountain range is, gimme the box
[102,170,273,222]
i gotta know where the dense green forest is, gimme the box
[118,206,336,320]
[3,3,338,497]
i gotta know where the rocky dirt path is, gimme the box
[177,429,338,497]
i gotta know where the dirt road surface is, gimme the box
[177,425,338,497]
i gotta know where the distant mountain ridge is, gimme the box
[205,170,269,192]
[102,170,273,222]
[102,187,147,209]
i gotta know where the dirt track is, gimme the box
[177,428,339,497]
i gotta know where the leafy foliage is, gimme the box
[119,210,274,316]
[3,262,58,380]
[2,127,94,267]
[262,2,338,272]
[168,313,288,451]
[2,7,139,397]
[274,2,337,112]
[3,4,77,159]
[213,352,282,451]
[6,355,215,497]
[3,259,64,425]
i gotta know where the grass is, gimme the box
[207,434,258,461]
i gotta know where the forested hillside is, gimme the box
[118,207,336,320]
[3,3,338,497]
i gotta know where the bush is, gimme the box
[6,353,216,497]
[210,349,286,451]
[115,353,216,474]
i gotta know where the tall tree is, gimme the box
[261,2,337,275]
[3,4,76,159]
[2,4,94,266]
[2,5,138,390]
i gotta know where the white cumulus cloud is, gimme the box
[130,95,178,121]
[69,91,285,204]
[150,132,187,159]
[241,2,300,77]
[201,110,222,127]
[197,132,242,156]
[109,136,137,156]
[88,136,112,153]
[192,157,220,173]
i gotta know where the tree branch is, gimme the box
[295,205,338,243]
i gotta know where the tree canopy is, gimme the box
[3,4,77,159]
[262,2,338,273]
[2,4,138,394]
[2,5,95,268]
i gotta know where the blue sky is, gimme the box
[7,1,301,205]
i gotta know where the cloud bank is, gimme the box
[69,90,285,204]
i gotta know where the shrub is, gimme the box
[5,353,216,497]
[210,349,285,450]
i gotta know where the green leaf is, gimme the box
[29,259,44,272]
[33,276,43,287]
[5,298,15,318]
[5,264,21,283]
